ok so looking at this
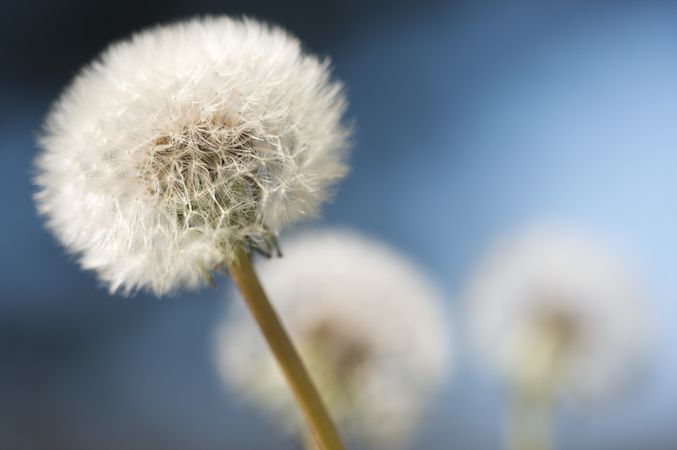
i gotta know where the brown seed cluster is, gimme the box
[139,117,282,244]
[307,320,370,385]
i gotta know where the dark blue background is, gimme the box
[2,1,677,448]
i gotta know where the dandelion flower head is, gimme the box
[216,229,452,447]
[34,16,350,295]
[466,225,650,401]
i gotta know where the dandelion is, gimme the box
[465,225,650,450]
[34,16,349,296]
[216,229,452,449]
[34,17,351,449]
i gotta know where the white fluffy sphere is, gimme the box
[35,16,350,295]
[466,225,651,402]
[215,229,452,447]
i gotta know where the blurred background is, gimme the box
[2,0,677,448]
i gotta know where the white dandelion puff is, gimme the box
[466,225,651,402]
[34,16,350,295]
[215,229,452,448]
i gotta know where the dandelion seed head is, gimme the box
[215,229,452,447]
[34,16,350,295]
[466,225,651,401]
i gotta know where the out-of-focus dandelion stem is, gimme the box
[505,320,567,450]
[303,429,321,450]
[507,383,553,450]
[228,245,345,450]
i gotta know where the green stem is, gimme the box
[505,318,566,450]
[507,381,553,450]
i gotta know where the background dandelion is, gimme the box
[216,229,452,448]
[465,225,652,449]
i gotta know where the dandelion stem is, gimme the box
[228,245,345,450]
[303,429,321,450]
[507,382,553,450]
[506,322,563,450]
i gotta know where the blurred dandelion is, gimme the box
[216,229,452,449]
[34,16,351,450]
[465,225,650,450]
